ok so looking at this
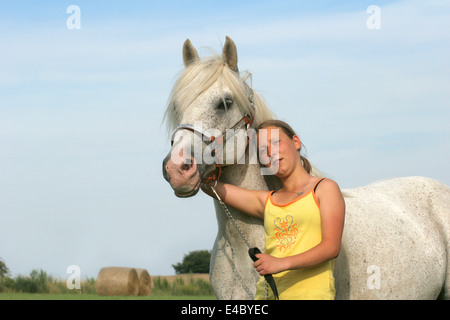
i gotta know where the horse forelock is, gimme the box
[163,54,275,138]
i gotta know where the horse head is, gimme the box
[162,36,274,197]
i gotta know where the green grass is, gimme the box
[1,269,215,300]
[0,293,216,300]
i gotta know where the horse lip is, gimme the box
[174,179,201,198]
[175,188,200,198]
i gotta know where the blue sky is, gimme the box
[1,1,449,281]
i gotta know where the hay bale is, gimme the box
[96,267,139,296]
[135,268,152,296]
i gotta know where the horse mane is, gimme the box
[163,54,276,137]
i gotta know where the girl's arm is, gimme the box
[254,179,345,274]
[201,182,269,219]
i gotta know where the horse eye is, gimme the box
[217,98,233,111]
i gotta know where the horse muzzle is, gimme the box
[162,150,205,198]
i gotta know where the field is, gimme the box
[0,293,216,300]
[0,273,216,300]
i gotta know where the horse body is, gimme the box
[162,37,449,299]
[336,177,449,299]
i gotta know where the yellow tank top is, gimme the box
[254,178,335,300]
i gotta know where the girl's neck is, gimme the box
[280,164,311,192]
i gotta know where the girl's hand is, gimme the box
[253,253,288,275]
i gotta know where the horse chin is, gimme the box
[175,187,200,198]
[174,178,201,198]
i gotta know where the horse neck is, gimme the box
[220,162,282,192]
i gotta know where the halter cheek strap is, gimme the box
[170,111,253,181]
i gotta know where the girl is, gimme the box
[202,120,345,300]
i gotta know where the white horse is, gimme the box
[162,37,450,300]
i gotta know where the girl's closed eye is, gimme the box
[259,146,267,156]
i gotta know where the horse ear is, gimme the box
[222,36,239,72]
[183,39,199,68]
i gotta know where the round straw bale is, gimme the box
[135,268,152,296]
[96,267,139,296]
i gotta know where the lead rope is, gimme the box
[203,81,278,300]
[206,182,279,300]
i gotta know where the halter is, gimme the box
[170,87,256,183]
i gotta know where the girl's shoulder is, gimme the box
[314,178,341,193]
[314,178,344,207]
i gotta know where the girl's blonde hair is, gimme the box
[257,120,312,174]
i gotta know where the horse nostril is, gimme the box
[162,155,171,182]
[180,157,196,172]
[181,163,192,171]
[163,166,170,182]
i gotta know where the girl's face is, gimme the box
[257,126,302,177]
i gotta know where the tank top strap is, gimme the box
[313,178,326,193]
[265,190,276,207]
